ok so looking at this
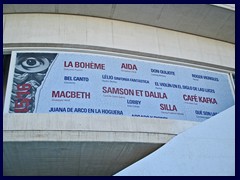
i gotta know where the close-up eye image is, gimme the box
[15,54,56,73]
[16,56,49,73]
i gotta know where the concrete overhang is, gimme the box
[3,4,235,44]
[3,114,198,176]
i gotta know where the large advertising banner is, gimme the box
[4,51,235,121]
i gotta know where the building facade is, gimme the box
[3,4,235,176]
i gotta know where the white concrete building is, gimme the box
[3,4,235,176]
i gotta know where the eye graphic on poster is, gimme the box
[9,53,57,113]
[4,51,234,122]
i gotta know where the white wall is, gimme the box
[115,105,235,176]
[3,13,235,69]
